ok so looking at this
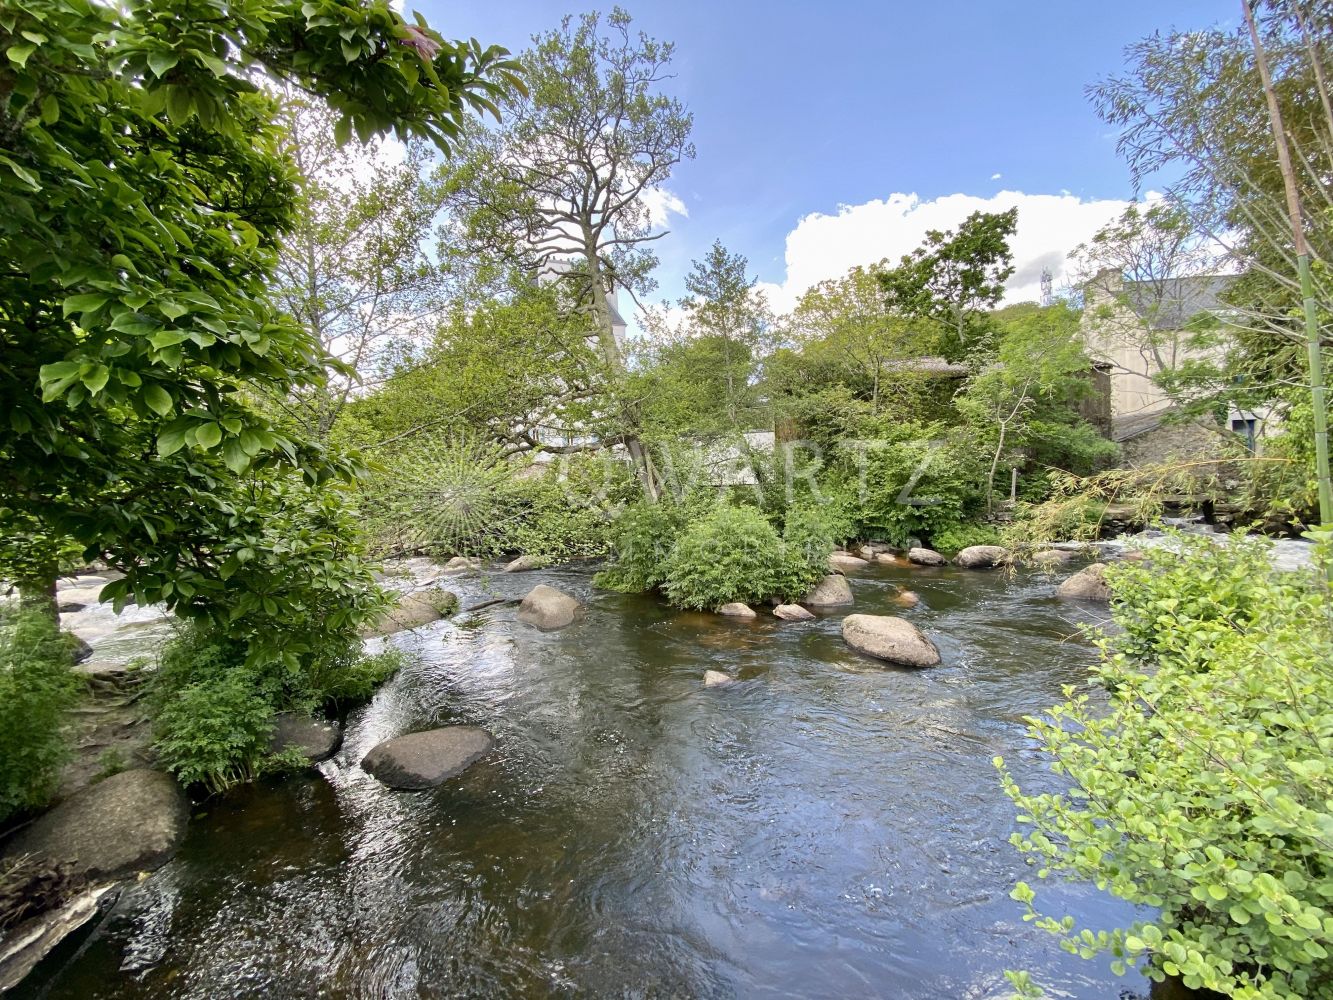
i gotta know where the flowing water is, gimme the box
[19,560,1146,1000]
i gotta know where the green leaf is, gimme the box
[157,423,188,457]
[6,43,35,68]
[62,292,110,317]
[143,384,173,416]
[223,438,250,473]
[147,50,179,77]
[194,422,222,449]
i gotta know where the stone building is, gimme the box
[1080,268,1271,463]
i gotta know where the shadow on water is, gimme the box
[17,561,1145,1000]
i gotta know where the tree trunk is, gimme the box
[17,566,59,625]
[584,243,660,500]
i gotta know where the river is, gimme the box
[18,558,1145,999]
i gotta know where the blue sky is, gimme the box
[414,1,1231,311]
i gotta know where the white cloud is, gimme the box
[642,187,688,228]
[991,172,1003,180]
[755,189,1140,314]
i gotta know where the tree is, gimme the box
[339,276,609,458]
[956,303,1108,511]
[269,92,448,441]
[790,262,938,414]
[1088,2,1333,517]
[677,240,772,428]
[1073,201,1232,407]
[0,0,519,617]
[633,240,771,439]
[437,7,694,493]
[878,208,1018,359]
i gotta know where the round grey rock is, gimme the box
[801,574,854,607]
[503,554,543,573]
[828,553,870,573]
[954,545,1009,569]
[841,614,941,668]
[907,547,946,566]
[1056,562,1112,602]
[362,589,457,637]
[716,602,757,617]
[1,770,187,881]
[774,603,815,621]
[517,584,583,631]
[268,713,342,764]
[361,727,494,790]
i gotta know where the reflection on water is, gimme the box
[20,562,1142,999]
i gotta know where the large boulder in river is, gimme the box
[1,770,187,881]
[954,545,1009,569]
[907,547,946,566]
[361,726,494,790]
[362,589,457,637]
[773,603,814,621]
[801,574,853,608]
[268,713,342,764]
[517,584,583,630]
[841,614,940,668]
[828,553,870,573]
[1056,562,1112,602]
[716,602,756,618]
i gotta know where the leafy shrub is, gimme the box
[996,531,1333,999]
[0,605,78,823]
[151,616,401,792]
[826,425,988,547]
[662,504,786,610]
[928,522,1002,557]
[775,505,836,600]
[495,457,639,563]
[595,492,714,593]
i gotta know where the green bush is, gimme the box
[928,522,1002,557]
[151,617,402,792]
[775,505,836,600]
[662,504,786,610]
[594,493,712,593]
[996,532,1333,999]
[0,605,79,823]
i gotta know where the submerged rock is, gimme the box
[2,770,187,882]
[773,604,815,621]
[361,726,494,790]
[875,553,907,567]
[1056,562,1112,602]
[268,713,342,764]
[716,602,757,618]
[442,556,484,574]
[841,614,940,667]
[891,589,921,609]
[703,670,736,688]
[801,574,853,608]
[954,545,1009,569]
[828,553,870,573]
[907,547,946,566]
[362,589,458,637]
[503,554,543,573]
[517,584,583,631]
[65,633,92,665]
[1032,549,1075,566]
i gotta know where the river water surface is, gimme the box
[20,559,1144,999]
